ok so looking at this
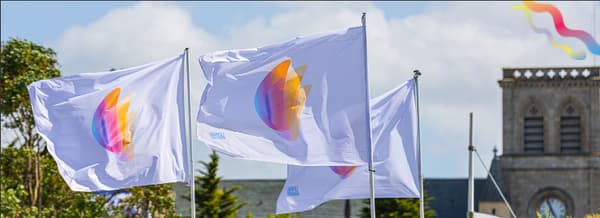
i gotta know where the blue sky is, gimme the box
[2,1,598,179]
[2,1,426,44]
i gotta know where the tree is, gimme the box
[193,151,247,218]
[107,184,177,217]
[1,38,178,217]
[359,191,436,218]
[266,213,301,218]
[1,38,62,210]
[0,38,110,217]
[1,145,111,217]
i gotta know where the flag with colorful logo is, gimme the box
[28,54,188,191]
[277,80,420,214]
[197,26,370,166]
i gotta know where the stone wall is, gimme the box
[479,201,510,218]
[498,66,600,217]
[500,155,598,217]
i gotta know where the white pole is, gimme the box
[361,12,376,218]
[184,48,196,218]
[414,70,424,218]
[467,113,475,218]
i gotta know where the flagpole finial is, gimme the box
[362,13,366,25]
[413,70,422,79]
[493,146,498,157]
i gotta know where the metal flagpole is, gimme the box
[467,113,475,218]
[184,48,196,218]
[361,12,376,218]
[413,70,424,218]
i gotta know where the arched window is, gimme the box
[560,105,581,153]
[524,105,544,153]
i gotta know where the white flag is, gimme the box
[197,26,370,166]
[28,54,188,191]
[276,80,420,214]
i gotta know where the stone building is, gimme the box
[498,66,600,217]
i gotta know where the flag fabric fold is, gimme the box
[28,54,188,191]
[276,79,420,214]
[197,26,370,166]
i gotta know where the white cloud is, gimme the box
[55,2,216,74]
[52,1,599,178]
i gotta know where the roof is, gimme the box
[478,155,508,202]
[424,178,486,218]
[175,180,365,218]
[173,157,508,217]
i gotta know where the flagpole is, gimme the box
[361,12,376,218]
[467,113,475,218]
[413,70,424,218]
[184,48,196,218]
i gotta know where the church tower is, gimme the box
[498,66,600,217]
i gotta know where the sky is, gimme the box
[2,1,599,179]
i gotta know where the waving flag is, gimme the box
[276,80,420,214]
[28,54,188,191]
[197,26,370,166]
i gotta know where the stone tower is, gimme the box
[498,66,600,217]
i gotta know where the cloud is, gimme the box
[55,2,216,74]
[52,1,599,178]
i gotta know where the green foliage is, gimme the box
[0,146,177,217]
[535,210,550,218]
[110,184,177,217]
[193,151,247,218]
[536,209,575,218]
[266,213,300,218]
[0,38,177,217]
[1,38,61,144]
[1,146,111,217]
[359,191,436,218]
[585,212,600,218]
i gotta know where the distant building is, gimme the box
[174,156,508,218]
[498,66,600,217]
[175,66,599,218]
[426,150,510,218]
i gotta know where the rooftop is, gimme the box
[501,66,600,81]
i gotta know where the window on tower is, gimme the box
[560,105,581,153]
[524,105,544,153]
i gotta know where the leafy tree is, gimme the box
[0,38,177,217]
[584,212,600,218]
[111,184,177,217]
[192,151,247,218]
[266,213,300,218]
[0,38,110,217]
[1,38,61,210]
[359,191,436,218]
[1,145,111,217]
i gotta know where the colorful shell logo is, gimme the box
[254,59,311,141]
[330,166,357,179]
[91,88,136,161]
